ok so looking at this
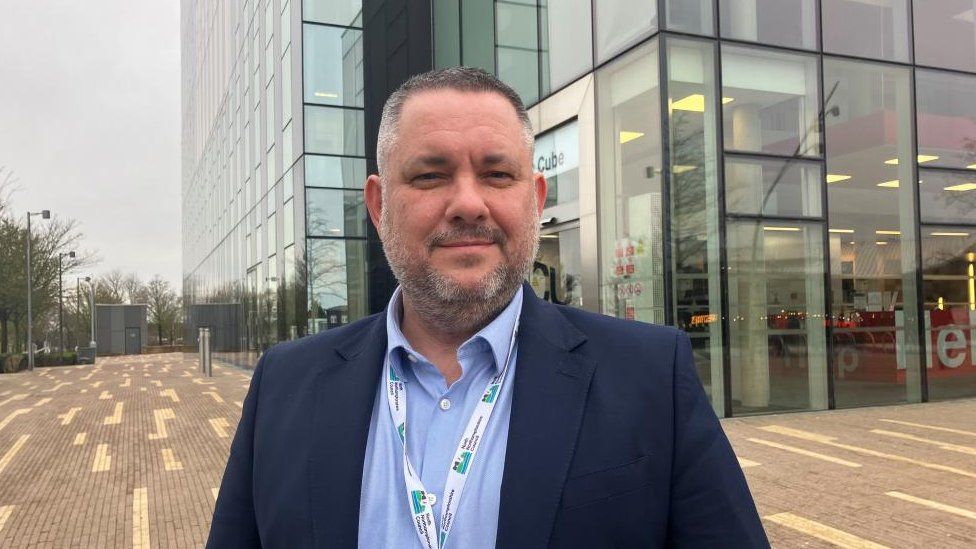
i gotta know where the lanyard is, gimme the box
[384,314,520,549]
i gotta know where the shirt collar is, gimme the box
[384,285,523,378]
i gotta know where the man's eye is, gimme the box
[412,173,442,182]
[486,171,513,180]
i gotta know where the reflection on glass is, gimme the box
[668,38,724,411]
[303,24,363,107]
[719,0,817,50]
[540,0,593,94]
[822,0,911,62]
[721,46,820,156]
[305,155,366,189]
[725,156,822,217]
[728,222,828,414]
[304,106,365,156]
[666,0,713,35]
[496,0,540,104]
[307,238,367,332]
[919,170,976,225]
[306,188,367,238]
[920,228,976,400]
[532,226,583,308]
[824,58,921,406]
[596,40,666,327]
[916,70,976,170]
[913,0,976,72]
[595,0,658,63]
[303,0,362,27]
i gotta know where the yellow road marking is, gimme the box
[140,387,147,392]
[151,380,163,387]
[92,444,111,472]
[748,438,861,467]
[132,487,150,549]
[80,389,88,394]
[148,409,176,440]
[58,407,82,425]
[209,418,231,438]
[737,457,761,468]
[0,390,9,397]
[0,504,13,534]
[0,394,26,407]
[886,491,976,521]
[91,381,102,388]
[871,429,976,456]
[162,448,183,471]
[761,425,976,479]
[103,402,124,425]
[73,432,87,445]
[0,409,31,433]
[234,401,243,408]
[42,382,72,393]
[880,419,976,439]
[211,487,219,500]
[765,512,890,548]
[203,391,225,404]
[80,372,93,380]
[33,397,52,407]
[193,378,214,385]
[119,378,131,388]
[98,391,112,400]
[160,389,179,403]
[0,435,29,475]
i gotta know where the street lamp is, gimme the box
[58,251,76,352]
[26,209,51,371]
[76,276,90,349]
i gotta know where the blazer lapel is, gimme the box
[496,287,597,549]
[308,315,386,549]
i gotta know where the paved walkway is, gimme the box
[0,353,974,547]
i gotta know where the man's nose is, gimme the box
[445,173,489,223]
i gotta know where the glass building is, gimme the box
[182,0,976,417]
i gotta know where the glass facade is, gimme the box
[181,0,976,415]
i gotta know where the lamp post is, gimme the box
[58,251,76,352]
[88,278,96,348]
[26,209,51,371]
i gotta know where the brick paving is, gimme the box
[1,353,975,547]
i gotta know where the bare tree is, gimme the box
[145,276,179,345]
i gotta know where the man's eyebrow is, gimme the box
[404,155,450,170]
[481,153,518,167]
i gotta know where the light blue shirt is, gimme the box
[358,286,523,549]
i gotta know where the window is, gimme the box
[725,157,822,217]
[496,0,540,104]
[823,58,922,406]
[595,0,659,63]
[721,45,820,156]
[303,0,361,27]
[918,170,976,225]
[914,0,976,72]
[822,0,911,62]
[303,24,363,108]
[667,0,713,35]
[916,70,976,170]
[719,0,817,50]
[534,120,580,212]
[307,239,368,332]
[540,0,592,94]
[306,188,367,238]
[305,155,366,189]
[304,106,364,156]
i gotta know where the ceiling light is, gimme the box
[931,232,970,237]
[876,230,901,236]
[619,131,644,144]
[967,164,976,170]
[829,229,855,234]
[672,164,697,174]
[722,97,735,104]
[884,155,939,165]
[953,8,975,23]
[314,91,339,98]
[671,94,706,112]
[877,180,900,188]
[763,226,800,232]
[945,182,976,191]
[876,241,888,246]
[826,174,851,183]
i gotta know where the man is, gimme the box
[208,67,768,548]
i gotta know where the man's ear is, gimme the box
[533,172,548,216]
[364,174,384,233]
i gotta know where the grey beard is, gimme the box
[381,209,538,336]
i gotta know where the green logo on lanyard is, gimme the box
[452,450,473,474]
[389,368,401,382]
[411,490,427,514]
[397,422,405,442]
[482,384,499,404]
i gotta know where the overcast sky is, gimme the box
[0,1,182,288]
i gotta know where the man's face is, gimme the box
[365,89,546,316]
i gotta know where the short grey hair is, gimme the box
[375,67,535,178]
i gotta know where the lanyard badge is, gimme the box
[384,315,520,549]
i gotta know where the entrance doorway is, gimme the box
[124,328,141,355]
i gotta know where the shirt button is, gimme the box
[439,398,452,411]
[427,493,437,506]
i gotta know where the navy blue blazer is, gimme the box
[207,285,769,548]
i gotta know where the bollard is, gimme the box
[203,328,213,378]
[198,327,205,373]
